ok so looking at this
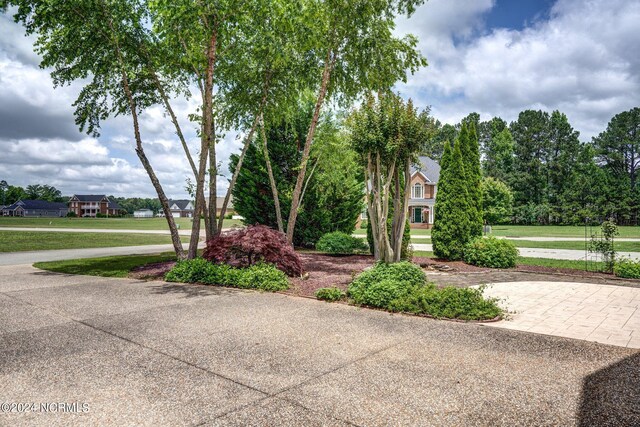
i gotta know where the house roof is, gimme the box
[108,200,120,209]
[168,199,194,210]
[71,194,108,202]
[4,199,67,210]
[411,156,440,183]
[215,196,233,209]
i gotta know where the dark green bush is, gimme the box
[96,212,107,218]
[316,231,368,255]
[348,261,425,305]
[165,258,288,291]
[347,262,502,320]
[66,211,77,217]
[463,237,518,268]
[315,287,346,301]
[614,258,640,279]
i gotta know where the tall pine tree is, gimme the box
[432,139,472,260]
[460,122,483,237]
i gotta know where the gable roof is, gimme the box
[70,194,109,202]
[411,156,440,183]
[5,200,67,210]
[108,200,120,209]
[168,199,194,210]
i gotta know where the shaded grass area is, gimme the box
[0,217,242,230]
[0,230,188,252]
[33,253,177,278]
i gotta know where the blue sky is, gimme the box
[1,0,639,198]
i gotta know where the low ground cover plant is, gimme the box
[315,287,346,301]
[316,231,368,255]
[347,261,502,320]
[203,225,303,277]
[464,236,518,268]
[165,258,289,291]
[614,258,640,279]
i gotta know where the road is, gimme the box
[0,264,638,426]
[0,243,206,266]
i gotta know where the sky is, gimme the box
[0,0,639,198]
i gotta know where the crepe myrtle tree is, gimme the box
[284,0,427,245]
[350,93,432,263]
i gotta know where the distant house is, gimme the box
[360,156,440,229]
[68,195,121,217]
[168,199,194,218]
[214,196,235,216]
[133,209,154,218]
[1,200,68,217]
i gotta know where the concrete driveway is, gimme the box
[1,265,639,426]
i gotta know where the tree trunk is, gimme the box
[285,49,336,245]
[260,115,284,233]
[208,119,218,239]
[188,27,218,258]
[391,159,411,262]
[105,8,184,259]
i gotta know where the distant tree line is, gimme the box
[424,107,640,226]
[0,181,66,205]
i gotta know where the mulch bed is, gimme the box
[126,252,639,297]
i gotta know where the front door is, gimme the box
[413,207,423,223]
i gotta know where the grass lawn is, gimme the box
[356,225,640,238]
[0,230,189,252]
[0,217,243,230]
[34,253,177,277]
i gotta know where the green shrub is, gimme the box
[66,211,77,217]
[348,261,426,305]
[463,237,518,268]
[359,220,368,229]
[347,261,502,320]
[316,231,368,255]
[389,284,502,320]
[96,212,107,218]
[614,258,640,279]
[315,287,346,302]
[165,258,288,291]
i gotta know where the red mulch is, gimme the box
[129,261,175,280]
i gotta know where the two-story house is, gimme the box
[408,156,440,228]
[68,195,121,217]
[360,156,440,229]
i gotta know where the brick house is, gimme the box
[68,195,121,217]
[360,156,440,229]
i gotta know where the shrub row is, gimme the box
[315,287,346,301]
[165,258,289,291]
[347,262,502,320]
[315,231,368,255]
[463,236,519,268]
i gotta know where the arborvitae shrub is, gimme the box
[202,224,303,277]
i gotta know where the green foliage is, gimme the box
[589,220,619,273]
[459,123,483,237]
[165,258,289,291]
[347,262,502,320]
[391,284,503,321]
[482,177,513,225]
[431,140,473,260]
[66,211,77,218]
[316,231,368,255]
[464,237,519,268]
[613,258,640,279]
[365,217,411,260]
[348,261,426,304]
[231,104,363,247]
[315,287,346,302]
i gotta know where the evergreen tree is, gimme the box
[460,123,483,237]
[482,127,514,182]
[432,140,472,260]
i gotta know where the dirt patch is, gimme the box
[129,261,175,280]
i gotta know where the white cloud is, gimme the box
[396,0,640,139]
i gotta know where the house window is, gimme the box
[412,183,423,199]
[360,208,368,220]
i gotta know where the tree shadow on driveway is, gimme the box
[578,352,640,426]
[148,282,243,299]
